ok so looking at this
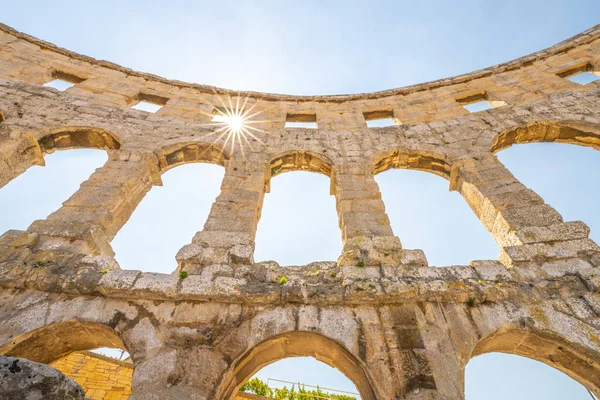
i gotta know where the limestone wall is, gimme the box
[50,352,133,400]
[0,22,599,400]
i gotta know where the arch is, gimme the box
[265,150,333,193]
[0,320,126,365]
[269,150,332,177]
[155,141,230,173]
[38,126,121,155]
[491,120,600,153]
[220,331,377,400]
[372,149,451,179]
[470,326,600,396]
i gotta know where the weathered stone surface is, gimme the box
[0,21,599,400]
[0,356,85,400]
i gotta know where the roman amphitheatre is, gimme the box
[0,19,599,400]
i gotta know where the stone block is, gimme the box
[472,260,512,281]
[0,356,85,400]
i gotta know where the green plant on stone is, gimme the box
[179,271,188,280]
[357,260,365,268]
[101,268,109,274]
[279,276,288,285]
[466,297,476,308]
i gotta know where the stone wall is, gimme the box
[50,351,133,400]
[0,22,599,400]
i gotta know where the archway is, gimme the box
[37,127,121,155]
[466,353,593,400]
[0,149,108,233]
[372,149,498,266]
[220,331,377,400]
[0,127,121,231]
[468,327,600,398]
[240,357,361,399]
[495,141,600,243]
[254,151,339,265]
[0,320,127,364]
[491,120,600,154]
[0,320,133,400]
[111,141,228,273]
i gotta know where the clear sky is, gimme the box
[1,1,599,399]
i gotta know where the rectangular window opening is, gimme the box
[285,113,317,129]
[43,70,86,92]
[456,91,505,113]
[566,71,600,85]
[131,92,169,113]
[557,62,599,85]
[363,110,398,128]
[211,106,229,122]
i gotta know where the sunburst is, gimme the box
[198,93,272,159]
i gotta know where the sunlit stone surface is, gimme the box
[0,22,599,399]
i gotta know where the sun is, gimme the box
[199,93,271,159]
[227,114,244,132]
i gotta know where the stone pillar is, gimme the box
[176,160,266,273]
[450,154,600,267]
[332,164,407,267]
[370,304,465,400]
[0,132,43,189]
[124,317,228,400]
[27,151,160,256]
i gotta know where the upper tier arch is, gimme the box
[38,126,121,155]
[155,141,230,173]
[491,120,600,153]
[372,149,451,179]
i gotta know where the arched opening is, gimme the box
[0,320,126,364]
[494,140,600,243]
[255,151,340,265]
[240,357,361,399]
[372,150,497,266]
[111,161,225,273]
[37,127,121,155]
[0,149,108,233]
[0,127,121,234]
[465,327,600,399]
[221,331,377,400]
[155,141,228,172]
[466,353,593,400]
[491,121,600,154]
[110,141,228,272]
[0,320,133,400]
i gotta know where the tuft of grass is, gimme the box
[279,276,288,285]
[466,297,476,308]
[179,271,188,280]
[357,260,365,268]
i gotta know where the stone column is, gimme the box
[0,132,43,189]
[176,160,266,273]
[450,154,600,267]
[332,164,408,267]
[27,151,160,256]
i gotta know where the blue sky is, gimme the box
[1,1,599,399]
